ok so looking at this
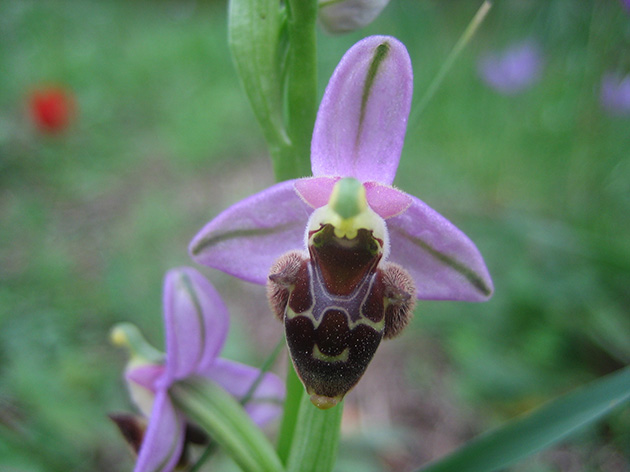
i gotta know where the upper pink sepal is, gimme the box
[311,35,413,185]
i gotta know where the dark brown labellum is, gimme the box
[268,225,415,409]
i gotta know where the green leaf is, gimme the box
[418,365,630,472]
[228,0,288,152]
[171,378,285,472]
[286,391,344,472]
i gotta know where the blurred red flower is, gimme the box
[28,86,76,133]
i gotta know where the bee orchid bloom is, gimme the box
[190,36,493,407]
[112,267,284,472]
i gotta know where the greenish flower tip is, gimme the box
[110,322,164,365]
[309,176,387,244]
[329,177,366,220]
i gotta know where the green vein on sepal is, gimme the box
[191,223,298,256]
[394,228,492,298]
[359,41,390,137]
[178,273,206,368]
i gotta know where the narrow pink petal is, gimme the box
[126,364,164,392]
[135,390,185,472]
[189,180,312,285]
[387,195,493,301]
[125,364,165,418]
[311,35,413,185]
[295,177,411,219]
[201,358,285,427]
[364,181,411,218]
[294,176,340,209]
[162,268,229,383]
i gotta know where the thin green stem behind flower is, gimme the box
[410,1,492,127]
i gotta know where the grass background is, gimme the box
[1,0,629,470]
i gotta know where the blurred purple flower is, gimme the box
[190,36,493,302]
[318,0,390,34]
[622,0,630,12]
[478,40,544,95]
[600,72,630,116]
[113,267,284,472]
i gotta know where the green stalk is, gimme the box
[276,361,306,464]
[274,0,318,181]
[410,0,492,126]
[286,393,344,472]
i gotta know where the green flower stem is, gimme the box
[276,361,306,464]
[286,393,344,472]
[171,379,285,472]
[410,0,492,126]
[274,0,319,181]
[240,336,286,407]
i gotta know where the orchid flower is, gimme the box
[318,0,390,34]
[111,267,284,472]
[478,39,543,95]
[190,36,493,408]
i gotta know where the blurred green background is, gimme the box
[1,0,629,470]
